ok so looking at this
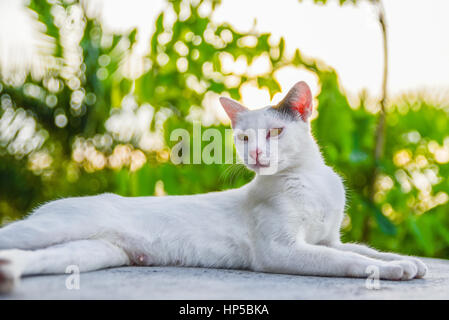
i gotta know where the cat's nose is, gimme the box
[249,148,262,161]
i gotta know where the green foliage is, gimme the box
[0,0,448,259]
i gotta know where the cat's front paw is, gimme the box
[0,258,19,294]
[378,262,404,281]
[378,260,419,281]
[388,260,418,280]
[407,257,428,278]
[0,251,23,294]
[395,257,427,278]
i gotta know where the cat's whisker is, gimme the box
[220,163,247,184]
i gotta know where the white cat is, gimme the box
[0,81,427,293]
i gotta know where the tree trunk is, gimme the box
[363,0,388,243]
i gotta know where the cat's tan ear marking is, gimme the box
[276,81,313,121]
[219,97,247,126]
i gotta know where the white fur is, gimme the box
[0,83,427,293]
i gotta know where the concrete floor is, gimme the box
[1,257,449,300]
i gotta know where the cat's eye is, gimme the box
[267,128,283,139]
[237,133,249,142]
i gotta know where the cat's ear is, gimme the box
[219,97,248,126]
[276,81,313,121]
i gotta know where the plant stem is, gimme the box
[363,0,388,243]
[375,0,388,160]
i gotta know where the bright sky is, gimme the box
[2,0,449,106]
[215,0,449,99]
[101,0,449,103]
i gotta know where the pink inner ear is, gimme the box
[287,81,313,121]
[219,97,247,125]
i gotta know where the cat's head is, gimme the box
[220,81,316,175]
